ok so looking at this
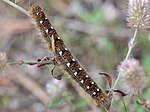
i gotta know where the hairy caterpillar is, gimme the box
[30,3,111,110]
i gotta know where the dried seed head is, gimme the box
[0,52,8,77]
[127,0,150,30]
[0,52,7,71]
[117,58,145,95]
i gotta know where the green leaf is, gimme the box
[142,55,150,74]
[75,98,90,108]
[134,101,145,112]
[103,38,115,53]
[78,8,103,24]
[101,106,109,112]
[66,95,75,101]
[49,98,61,108]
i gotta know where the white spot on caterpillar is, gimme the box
[67,62,70,67]
[87,86,89,89]
[81,80,84,83]
[45,29,49,33]
[74,72,77,76]
[45,18,48,19]
[72,58,75,61]
[57,37,60,39]
[85,75,89,78]
[65,48,68,50]
[51,26,54,29]
[93,92,96,95]
[91,82,94,84]
[36,12,39,15]
[79,67,82,70]
[59,51,62,55]
[97,88,100,91]
[40,20,43,24]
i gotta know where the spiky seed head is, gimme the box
[127,0,150,30]
[117,58,145,95]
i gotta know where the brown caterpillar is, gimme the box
[30,3,111,110]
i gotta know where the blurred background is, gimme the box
[0,0,150,112]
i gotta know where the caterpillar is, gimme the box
[30,3,111,110]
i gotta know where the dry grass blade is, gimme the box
[7,66,51,105]
[0,19,34,37]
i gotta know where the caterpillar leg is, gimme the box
[99,72,112,88]
[37,56,51,67]
[51,64,63,80]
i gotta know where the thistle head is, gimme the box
[117,58,145,95]
[127,0,150,30]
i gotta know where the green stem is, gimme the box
[112,29,138,90]
[125,29,138,60]
[122,98,128,112]
[29,0,34,6]
[2,0,29,16]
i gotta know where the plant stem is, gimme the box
[2,0,29,16]
[122,98,128,112]
[8,60,53,66]
[112,29,138,90]
[125,29,138,60]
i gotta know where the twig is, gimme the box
[8,60,53,66]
